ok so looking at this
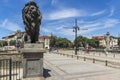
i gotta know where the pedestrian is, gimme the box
[104,48,108,56]
[15,42,20,52]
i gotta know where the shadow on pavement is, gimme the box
[43,68,51,78]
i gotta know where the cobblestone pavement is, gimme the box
[44,53,120,80]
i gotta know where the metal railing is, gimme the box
[0,58,22,80]
[53,52,120,69]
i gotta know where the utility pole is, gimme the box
[73,19,79,55]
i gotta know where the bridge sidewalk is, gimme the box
[44,53,120,80]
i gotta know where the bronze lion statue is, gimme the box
[22,1,42,43]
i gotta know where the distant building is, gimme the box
[92,36,105,47]
[2,31,24,45]
[92,32,118,49]
[2,31,50,49]
[92,36,104,40]
[38,36,50,49]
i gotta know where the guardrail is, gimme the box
[82,49,120,52]
[52,52,120,69]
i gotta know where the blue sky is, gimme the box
[0,0,120,40]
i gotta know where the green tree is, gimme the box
[0,41,4,47]
[0,41,8,46]
[50,35,58,47]
[9,40,16,46]
[9,40,24,47]
[50,35,73,48]
[57,38,72,48]
[76,36,99,48]
[76,36,88,47]
[118,37,120,46]
[87,39,99,48]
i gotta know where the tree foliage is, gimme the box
[50,35,58,47]
[9,40,16,46]
[0,41,8,47]
[57,38,72,48]
[118,37,120,46]
[76,36,99,48]
[50,35,100,49]
[50,35,73,48]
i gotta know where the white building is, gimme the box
[38,36,50,49]
[2,31,24,45]
[2,31,50,49]
[92,32,118,49]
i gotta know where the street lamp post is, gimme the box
[73,19,79,55]
[63,19,87,55]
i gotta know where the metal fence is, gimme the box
[0,58,22,80]
[53,52,120,69]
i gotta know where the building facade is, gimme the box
[2,31,24,46]
[92,32,118,49]
[38,36,50,49]
[2,31,50,49]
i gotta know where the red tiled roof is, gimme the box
[92,36,104,40]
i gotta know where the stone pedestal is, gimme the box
[21,43,46,80]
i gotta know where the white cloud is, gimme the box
[0,19,23,31]
[51,0,58,5]
[56,26,64,30]
[104,18,119,27]
[43,11,120,39]
[59,28,74,36]
[91,10,105,16]
[109,7,115,17]
[45,8,87,20]
[82,18,120,33]
[54,18,120,37]
[82,23,102,29]
[41,27,53,33]
[81,18,120,32]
